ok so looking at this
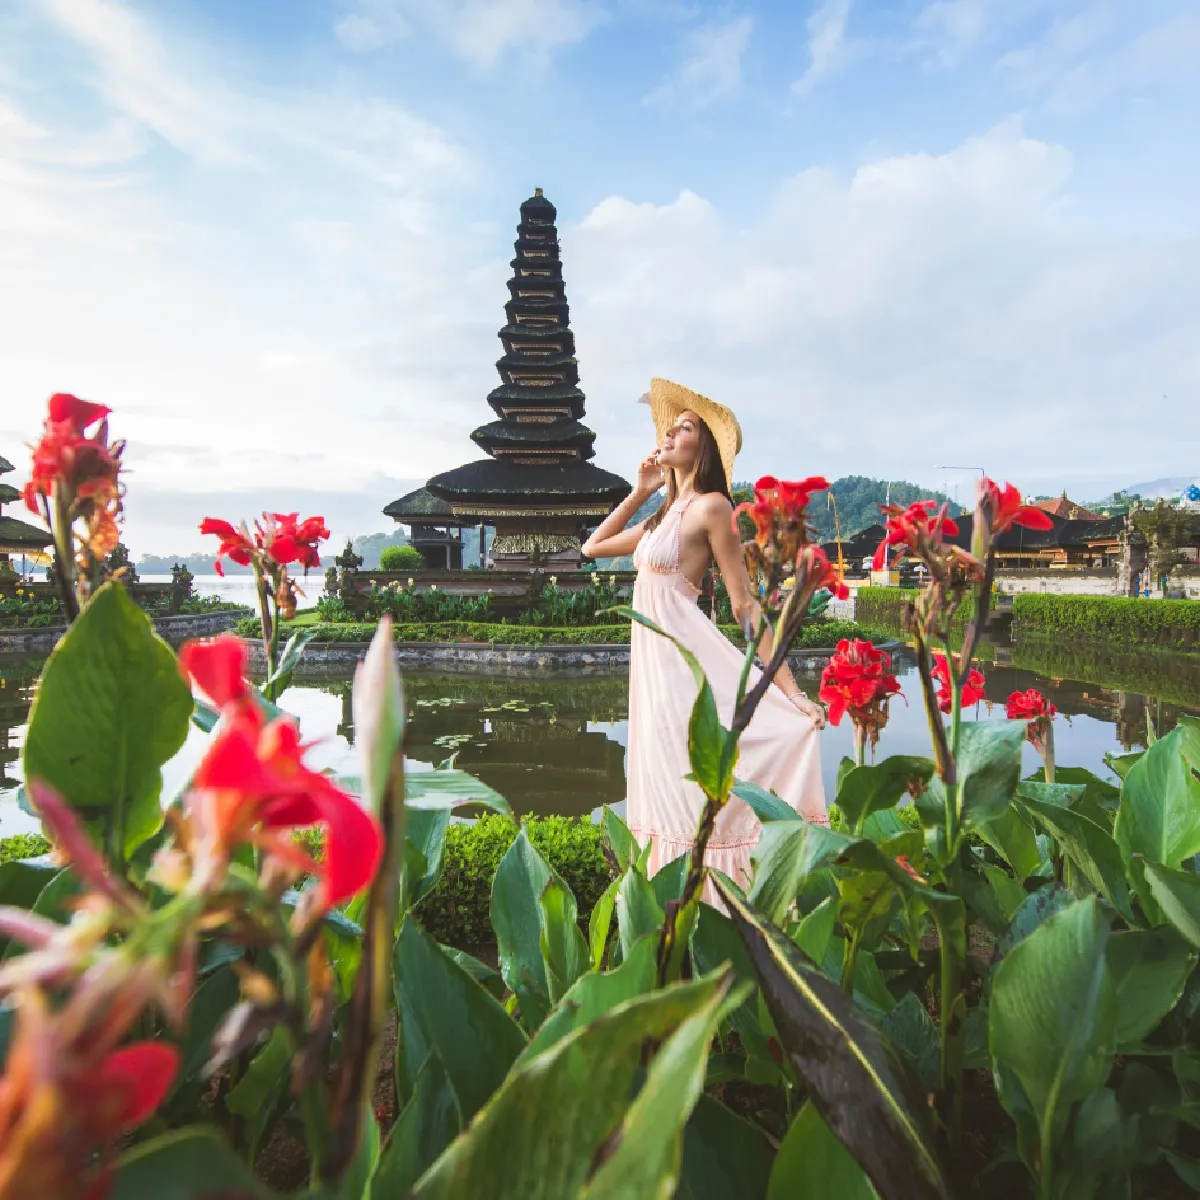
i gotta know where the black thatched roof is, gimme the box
[0,483,20,505]
[520,191,556,218]
[383,486,473,527]
[0,455,13,475]
[472,419,595,457]
[427,459,630,504]
[0,514,51,551]
[947,512,1124,552]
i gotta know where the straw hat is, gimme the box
[641,377,743,491]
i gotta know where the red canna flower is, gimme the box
[264,512,330,571]
[978,479,1054,537]
[179,635,383,909]
[819,638,902,747]
[0,987,178,1200]
[1005,687,1057,758]
[894,855,926,884]
[931,652,986,714]
[795,544,850,602]
[198,517,256,576]
[872,500,959,572]
[733,475,830,551]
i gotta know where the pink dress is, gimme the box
[626,495,828,898]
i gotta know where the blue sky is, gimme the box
[2,0,1198,552]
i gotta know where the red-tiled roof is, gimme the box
[1034,495,1104,521]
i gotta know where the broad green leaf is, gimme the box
[294,1108,380,1200]
[442,946,505,1001]
[403,807,451,914]
[651,851,689,909]
[713,877,950,1200]
[579,978,743,1198]
[394,916,526,1121]
[1,868,80,963]
[981,863,1029,924]
[837,756,935,835]
[491,827,554,1029]
[601,805,639,872]
[881,993,941,1094]
[1026,766,1121,827]
[375,1052,462,1199]
[224,1027,292,1159]
[1107,927,1197,1049]
[1141,860,1200,948]
[402,768,512,816]
[996,883,1074,961]
[1104,750,1143,781]
[1054,1087,1136,1200]
[975,805,1042,878]
[411,972,734,1200]
[1167,1150,1200,1190]
[731,778,796,823]
[768,1102,878,1200]
[794,895,838,964]
[615,865,664,959]
[1020,796,1135,922]
[1180,715,1200,771]
[539,876,589,1005]
[0,860,58,930]
[990,897,1117,1170]
[1017,780,1086,809]
[678,1094,775,1200]
[111,1127,269,1199]
[23,582,192,855]
[1115,728,1200,869]
[261,627,317,699]
[956,720,1026,830]
[748,820,853,926]
[587,875,620,970]
[162,966,238,1115]
[520,935,659,1064]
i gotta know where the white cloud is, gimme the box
[335,0,412,52]
[643,15,754,110]
[915,0,993,67]
[562,122,1200,500]
[793,0,853,94]
[339,0,609,68]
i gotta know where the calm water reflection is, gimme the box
[2,642,1197,836]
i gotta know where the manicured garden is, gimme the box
[1012,592,1200,652]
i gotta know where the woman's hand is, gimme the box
[635,451,664,497]
[787,691,827,730]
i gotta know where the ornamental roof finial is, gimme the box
[534,187,543,196]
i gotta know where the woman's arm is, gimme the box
[701,496,827,729]
[581,454,663,560]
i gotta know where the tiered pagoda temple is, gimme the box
[0,454,51,583]
[387,189,629,570]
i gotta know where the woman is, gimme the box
[582,377,827,895]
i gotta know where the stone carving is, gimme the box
[170,562,194,614]
[491,532,581,558]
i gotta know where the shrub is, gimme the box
[415,814,612,949]
[1012,593,1200,652]
[0,833,52,863]
[379,544,424,571]
[368,583,492,624]
[316,594,354,623]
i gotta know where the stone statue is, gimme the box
[103,542,139,586]
[169,562,194,614]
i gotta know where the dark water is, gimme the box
[3,636,1196,835]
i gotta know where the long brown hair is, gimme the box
[644,415,733,532]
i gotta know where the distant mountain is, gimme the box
[1097,476,1200,504]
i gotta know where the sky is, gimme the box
[2,0,1199,554]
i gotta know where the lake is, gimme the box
[3,633,1196,838]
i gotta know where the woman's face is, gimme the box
[658,409,701,473]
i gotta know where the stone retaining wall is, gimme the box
[0,608,250,655]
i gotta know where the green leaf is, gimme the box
[111,1127,269,1199]
[713,877,950,1200]
[768,1102,878,1200]
[1,868,80,963]
[394,916,526,1120]
[651,851,688,909]
[403,808,451,914]
[294,1109,381,1200]
[0,859,58,922]
[601,805,639,872]
[376,1052,462,1199]
[162,966,239,1113]
[837,756,935,835]
[1107,927,1197,1049]
[224,1027,292,1159]
[411,972,735,1200]
[1141,860,1200,948]
[579,978,744,1198]
[678,1094,776,1200]
[981,863,1029,924]
[732,779,797,822]
[975,805,1042,878]
[990,897,1117,1173]
[881,993,941,1094]
[490,827,554,1030]
[748,820,853,926]
[23,581,192,855]
[996,883,1074,961]
[441,946,504,1001]
[1020,795,1135,922]
[956,720,1026,830]
[587,874,620,971]
[1115,728,1200,869]
[1180,715,1200,772]
[1017,780,1086,810]
[261,627,316,698]
[539,876,589,1005]
[403,768,512,817]
[615,865,664,960]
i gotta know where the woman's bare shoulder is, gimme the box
[694,492,735,522]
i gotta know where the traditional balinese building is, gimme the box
[1033,492,1104,522]
[0,454,51,585]
[388,189,630,570]
[382,486,472,570]
[945,513,1126,569]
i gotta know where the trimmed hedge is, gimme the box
[0,833,51,863]
[233,616,889,649]
[1012,594,1200,652]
